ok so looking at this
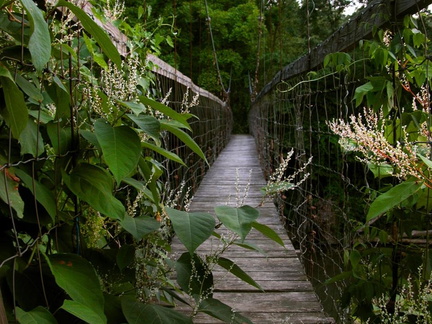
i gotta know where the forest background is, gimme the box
[121,0,354,133]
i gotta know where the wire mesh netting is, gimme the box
[148,54,233,208]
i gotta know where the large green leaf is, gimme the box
[127,113,161,145]
[214,205,260,242]
[122,177,156,203]
[166,208,215,254]
[198,298,252,324]
[15,73,43,103]
[119,214,160,240]
[16,306,57,324]
[160,121,207,164]
[18,118,44,156]
[251,221,285,247]
[62,163,125,220]
[20,0,51,72]
[56,0,121,67]
[47,254,106,324]
[176,252,213,301]
[141,141,185,166]
[118,100,147,115]
[0,166,24,218]
[46,75,70,120]
[46,122,71,155]
[366,180,421,222]
[15,169,56,222]
[217,257,263,291]
[0,71,28,139]
[232,240,267,255]
[94,120,141,183]
[138,96,191,129]
[121,297,193,324]
[367,162,393,178]
[116,244,135,271]
[354,82,373,107]
[61,300,106,324]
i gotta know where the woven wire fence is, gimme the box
[251,71,366,322]
[249,3,432,322]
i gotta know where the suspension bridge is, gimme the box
[144,0,432,323]
[146,0,432,322]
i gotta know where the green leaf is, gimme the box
[349,249,361,269]
[51,75,70,120]
[138,96,191,129]
[16,306,57,324]
[15,73,43,102]
[94,120,141,183]
[119,214,160,240]
[116,244,135,271]
[214,205,260,242]
[166,208,215,254]
[46,122,71,155]
[122,177,155,203]
[15,169,56,222]
[160,121,207,164]
[176,252,213,300]
[121,296,193,324]
[217,257,263,291]
[354,82,373,107]
[82,33,108,69]
[198,298,252,324]
[47,254,106,324]
[18,118,44,156]
[56,0,121,67]
[62,163,125,220]
[251,222,285,247]
[61,300,106,324]
[324,271,352,284]
[0,75,28,139]
[367,162,393,178]
[0,167,24,218]
[118,101,147,115]
[141,141,185,166]
[126,113,161,145]
[232,240,267,255]
[419,154,432,170]
[20,0,51,72]
[366,180,421,222]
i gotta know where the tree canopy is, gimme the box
[123,0,350,132]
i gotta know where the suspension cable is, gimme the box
[203,0,229,97]
[251,0,264,101]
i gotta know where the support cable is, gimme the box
[251,0,264,101]
[203,0,230,98]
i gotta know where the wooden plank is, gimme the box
[254,0,432,101]
[185,312,334,324]
[147,54,227,107]
[171,135,334,323]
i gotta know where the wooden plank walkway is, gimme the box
[172,135,334,324]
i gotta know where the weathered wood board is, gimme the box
[171,135,334,324]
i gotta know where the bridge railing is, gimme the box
[249,0,432,321]
[74,1,232,207]
[147,54,232,208]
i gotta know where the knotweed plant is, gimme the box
[327,107,432,188]
[372,269,432,323]
[263,149,312,199]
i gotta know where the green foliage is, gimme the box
[0,3,286,322]
[328,13,432,322]
[121,297,193,324]
[167,208,215,254]
[214,205,259,241]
